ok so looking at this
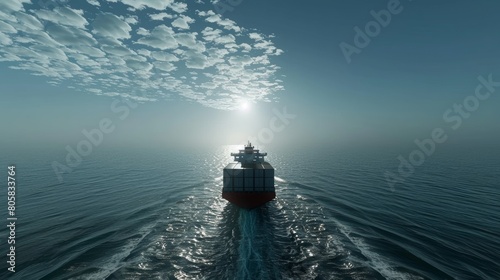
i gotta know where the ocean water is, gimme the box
[0,145,499,279]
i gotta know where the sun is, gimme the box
[240,101,250,111]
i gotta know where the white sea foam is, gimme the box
[69,222,156,280]
[335,221,420,280]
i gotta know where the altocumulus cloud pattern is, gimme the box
[0,0,284,110]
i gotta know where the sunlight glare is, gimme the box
[240,101,250,111]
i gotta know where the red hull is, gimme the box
[222,192,275,209]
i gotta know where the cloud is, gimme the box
[86,0,100,6]
[201,27,221,42]
[10,12,44,34]
[136,25,178,50]
[153,61,176,72]
[175,32,205,51]
[31,44,68,61]
[169,2,188,13]
[240,43,252,52]
[0,21,17,33]
[183,50,208,69]
[149,12,174,21]
[34,7,88,29]
[10,62,61,77]
[229,55,253,66]
[125,56,152,71]
[81,47,105,57]
[0,0,285,110]
[198,10,240,33]
[0,31,13,45]
[136,27,149,36]
[46,24,97,46]
[92,13,132,40]
[249,32,264,41]
[101,43,135,56]
[171,15,194,30]
[214,34,235,44]
[0,0,31,13]
[111,0,174,11]
[152,51,179,62]
[123,15,138,25]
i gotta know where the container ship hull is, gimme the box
[222,192,275,209]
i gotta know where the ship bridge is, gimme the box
[230,141,267,166]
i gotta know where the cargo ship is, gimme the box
[222,142,275,209]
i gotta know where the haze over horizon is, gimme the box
[1,0,500,153]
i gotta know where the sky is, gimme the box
[1,0,500,154]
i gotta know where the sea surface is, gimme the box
[0,145,499,279]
